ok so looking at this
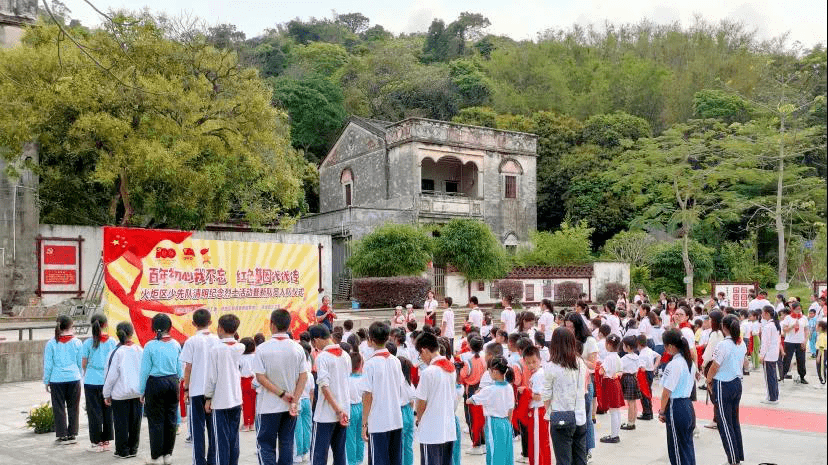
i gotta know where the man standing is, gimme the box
[781,302,809,384]
[309,325,351,465]
[414,332,457,465]
[440,297,455,353]
[500,297,516,335]
[467,297,484,330]
[316,296,336,331]
[254,310,311,465]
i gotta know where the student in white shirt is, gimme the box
[414,332,457,465]
[204,314,245,465]
[635,335,658,420]
[468,356,515,464]
[658,329,697,465]
[440,297,456,352]
[604,301,622,338]
[619,337,641,430]
[500,297,516,334]
[467,296,484,329]
[179,308,220,465]
[748,291,771,312]
[537,299,556,348]
[423,290,439,328]
[103,322,143,459]
[759,307,781,403]
[253,310,311,465]
[360,322,404,465]
[780,301,810,384]
[308,325,352,465]
[239,338,257,432]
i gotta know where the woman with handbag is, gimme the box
[543,327,588,465]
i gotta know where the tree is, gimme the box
[347,224,433,277]
[693,89,752,124]
[648,240,715,296]
[434,219,510,280]
[451,107,497,128]
[581,112,651,148]
[335,12,370,34]
[515,221,594,266]
[601,230,657,265]
[449,59,491,108]
[205,23,246,50]
[0,18,309,229]
[290,42,349,77]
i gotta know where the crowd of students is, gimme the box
[41,288,827,465]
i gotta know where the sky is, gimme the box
[61,0,827,48]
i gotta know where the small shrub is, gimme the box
[597,282,627,304]
[630,265,652,292]
[352,277,431,309]
[554,281,583,306]
[749,264,776,290]
[26,402,54,434]
[493,280,523,305]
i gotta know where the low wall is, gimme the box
[0,339,47,383]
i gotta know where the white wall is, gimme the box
[37,225,333,307]
[593,262,631,302]
[452,273,593,306]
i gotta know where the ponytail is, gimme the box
[662,329,693,370]
[151,313,172,341]
[115,322,133,346]
[764,305,781,333]
[55,315,73,341]
[722,314,741,344]
[90,313,107,349]
[488,355,514,383]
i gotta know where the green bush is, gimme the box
[630,265,652,293]
[647,240,714,295]
[554,281,584,306]
[347,223,433,277]
[26,402,54,434]
[516,222,593,266]
[434,219,510,280]
[352,277,431,309]
[749,264,776,290]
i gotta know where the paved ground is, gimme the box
[0,359,825,465]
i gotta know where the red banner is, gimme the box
[44,269,77,285]
[43,245,77,265]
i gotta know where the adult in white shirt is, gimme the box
[542,327,588,464]
[700,310,724,426]
[423,290,439,328]
[673,307,697,367]
[467,297,484,329]
[179,309,220,465]
[308,325,352,465]
[537,299,556,346]
[441,297,456,351]
[633,289,645,304]
[748,291,771,312]
[500,297,516,334]
[780,302,809,383]
[809,293,822,319]
[413,332,457,464]
[253,310,311,465]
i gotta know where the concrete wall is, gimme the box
[36,225,334,307]
[593,261,631,301]
[0,339,46,383]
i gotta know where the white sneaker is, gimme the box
[516,456,529,463]
[88,443,103,453]
[163,455,172,465]
[465,445,486,455]
[293,456,303,464]
[145,457,162,465]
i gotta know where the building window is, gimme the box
[340,168,354,207]
[525,284,534,302]
[421,179,435,191]
[445,181,459,193]
[542,280,552,298]
[344,184,352,206]
[504,175,517,199]
[490,281,499,299]
[477,281,485,291]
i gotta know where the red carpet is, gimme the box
[648,397,827,433]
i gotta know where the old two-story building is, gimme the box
[293,117,538,294]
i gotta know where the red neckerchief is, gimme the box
[324,344,343,356]
[372,349,391,358]
[99,334,110,343]
[272,333,289,341]
[160,335,173,342]
[221,337,237,346]
[58,334,74,343]
[791,312,803,332]
[679,321,692,330]
[431,356,455,373]
[124,341,134,346]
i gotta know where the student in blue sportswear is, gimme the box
[44,315,83,445]
[82,313,117,453]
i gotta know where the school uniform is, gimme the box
[240,353,257,429]
[459,355,486,448]
[180,329,221,465]
[359,341,375,362]
[781,313,809,381]
[452,384,463,465]
[312,345,352,465]
[620,353,641,401]
[253,333,312,465]
[204,338,245,465]
[500,308,516,334]
[82,336,117,446]
[538,312,555,346]
[759,321,781,401]
[442,310,456,350]
[751,320,762,369]
[527,369,551,465]
[638,346,658,418]
[470,381,515,465]
[661,356,697,465]
[295,371,314,460]
[43,334,83,441]
[360,349,404,465]
[711,337,746,465]
[103,342,143,457]
[414,356,457,465]
[651,326,665,356]
[400,380,416,465]
[139,336,183,461]
[346,374,365,465]
[606,314,622,338]
[599,354,625,409]
[468,308,484,329]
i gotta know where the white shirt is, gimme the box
[748,298,772,312]
[781,314,809,344]
[500,308,516,334]
[479,370,493,389]
[360,350,403,433]
[441,309,455,339]
[699,328,712,346]
[651,326,665,346]
[400,380,416,406]
[759,321,780,362]
[606,314,622,338]
[204,338,245,410]
[638,317,652,339]
[538,312,555,341]
[620,353,640,374]
[596,339,608,360]
[423,299,439,318]
[602,353,621,378]
[103,343,143,401]
[541,359,587,426]
[470,381,514,418]
[468,308,484,329]
[358,341,375,361]
[253,334,311,414]
[529,368,545,408]
[719,298,730,308]
[414,356,458,444]
[680,326,696,349]
[638,346,658,372]
[179,330,220,397]
[314,345,352,423]
[634,294,643,304]
[348,374,364,404]
[342,331,353,342]
[740,321,752,339]
[702,331,724,364]
[480,325,492,339]
[662,357,696,398]
[239,353,256,378]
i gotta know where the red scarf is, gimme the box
[431,357,455,373]
[679,321,692,330]
[372,349,391,358]
[791,312,803,332]
[272,334,290,341]
[124,341,134,346]
[224,341,237,346]
[160,335,173,342]
[99,334,110,343]
[325,346,343,356]
[57,334,74,343]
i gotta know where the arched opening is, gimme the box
[340,168,353,206]
[420,156,480,198]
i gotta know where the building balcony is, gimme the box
[417,192,483,218]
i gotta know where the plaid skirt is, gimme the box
[621,373,640,400]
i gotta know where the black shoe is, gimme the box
[592,417,597,424]
[743,371,750,376]
[637,414,653,420]
[620,423,636,430]
[785,374,793,379]
[800,378,809,384]
[599,435,620,443]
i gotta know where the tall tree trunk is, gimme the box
[119,171,134,226]
[776,115,787,284]
[682,220,694,299]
